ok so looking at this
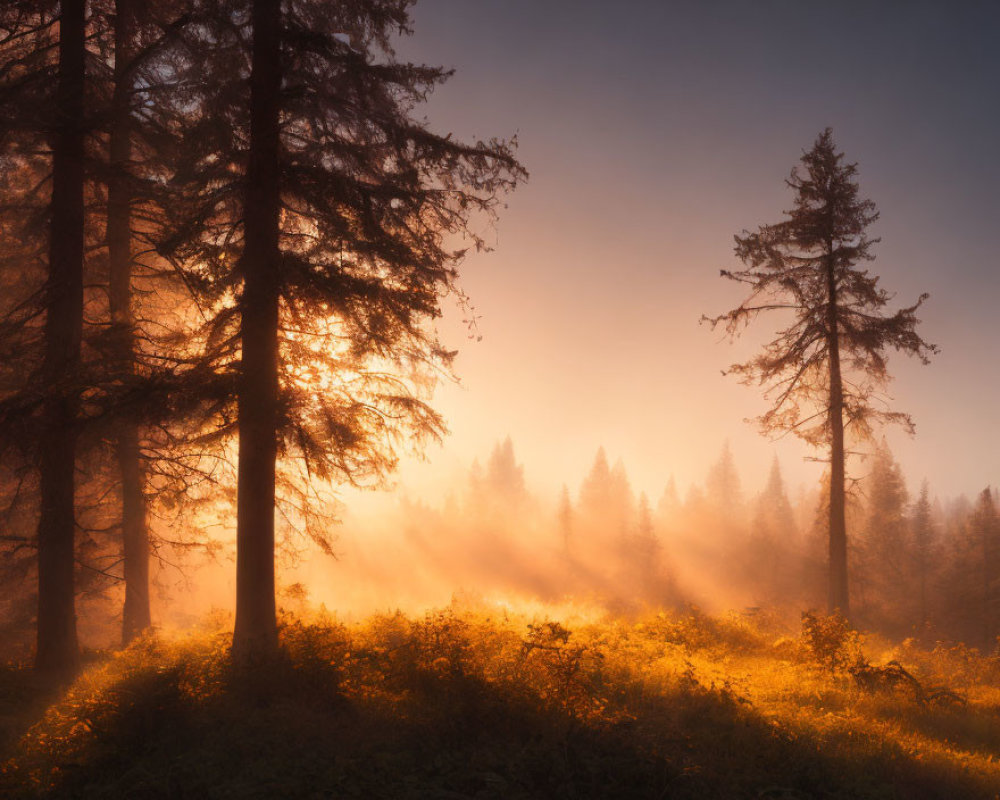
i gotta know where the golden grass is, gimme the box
[3,603,1000,798]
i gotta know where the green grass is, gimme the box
[2,606,999,798]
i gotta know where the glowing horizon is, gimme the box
[360,0,1000,509]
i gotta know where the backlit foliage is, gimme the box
[157,0,526,502]
[705,129,936,447]
[3,604,1000,798]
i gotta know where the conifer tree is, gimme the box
[706,441,743,521]
[749,456,797,603]
[705,129,936,618]
[84,0,210,645]
[0,5,58,653]
[579,447,612,516]
[755,457,796,540]
[856,441,910,630]
[969,488,1000,648]
[485,437,525,501]
[657,476,679,518]
[608,459,635,535]
[940,489,1000,647]
[911,480,936,630]
[160,0,525,659]
[557,484,573,553]
[632,492,659,570]
[637,492,654,541]
[8,0,89,678]
[2,0,223,663]
[625,491,663,602]
[102,0,149,646]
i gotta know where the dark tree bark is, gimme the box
[109,0,151,645]
[35,0,86,678]
[826,245,849,617]
[232,0,282,660]
[160,1,523,662]
[706,129,935,626]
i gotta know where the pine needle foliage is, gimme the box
[706,129,935,446]
[159,0,527,496]
[705,129,936,617]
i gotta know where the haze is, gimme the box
[370,0,998,507]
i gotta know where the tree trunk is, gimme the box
[919,555,927,630]
[109,0,151,646]
[984,515,992,650]
[232,0,282,661]
[826,250,849,618]
[35,0,86,678]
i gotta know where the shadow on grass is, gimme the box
[0,663,71,762]
[1,631,998,799]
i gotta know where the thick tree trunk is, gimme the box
[109,0,151,646]
[36,0,86,678]
[826,251,849,619]
[232,0,282,661]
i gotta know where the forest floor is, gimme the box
[1,603,999,799]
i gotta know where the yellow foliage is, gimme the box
[4,603,1000,798]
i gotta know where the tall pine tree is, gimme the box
[705,129,936,618]
[159,0,525,659]
[38,0,86,677]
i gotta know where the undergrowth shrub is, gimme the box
[847,658,966,707]
[4,605,1000,799]
[925,641,1000,688]
[800,611,861,672]
[414,609,474,676]
[636,606,766,654]
[517,621,607,718]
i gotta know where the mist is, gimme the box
[4,2,1000,796]
[49,436,977,659]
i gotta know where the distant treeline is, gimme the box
[385,438,1000,652]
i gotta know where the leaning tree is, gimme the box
[705,129,935,618]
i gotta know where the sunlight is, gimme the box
[1,0,997,797]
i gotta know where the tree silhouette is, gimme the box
[557,484,573,553]
[486,437,526,502]
[657,476,679,519]
[910,480,936,631]
[103,0,148,648]
[578,448,612,518]
[159,0,525,659]
[579,449,635,541]
[706,441,743,521]
[35,0,86,679]
[856,441,910,630]
[705,129,936,617]
[748,456,797,603]
[755,457,796,540]
[940,488,1000,648]
[0,0,201,667]
[969,488,1000,648]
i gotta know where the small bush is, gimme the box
[4,606,1000,799]
[800,611,860,672]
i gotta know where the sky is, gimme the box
[347,0,1000,510]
